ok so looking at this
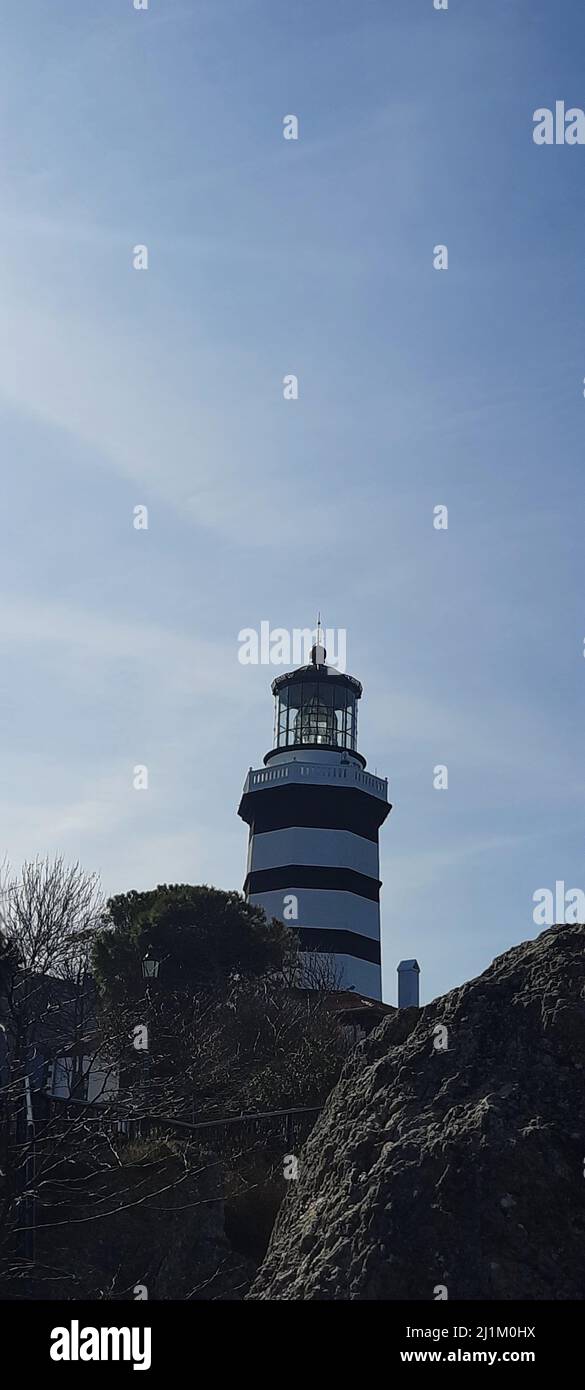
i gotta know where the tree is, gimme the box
[0,932,20,988]
[0,856,102,1129]
[93,884,296,1002]
[0,856,103,980]
[0,858,105,1290]
[0,872,348,1298]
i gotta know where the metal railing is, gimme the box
[243,761,388,800]
[42,1096,322,1149]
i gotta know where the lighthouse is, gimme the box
[238,633,391,1000]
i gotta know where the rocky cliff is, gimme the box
[249,923,585,1300]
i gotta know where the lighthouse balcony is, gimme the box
[241,760,388,803]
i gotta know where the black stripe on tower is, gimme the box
[239,784,391,843]
[294,927,380,965]
[245,864,381,902]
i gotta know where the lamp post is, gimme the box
[141,949,160,984]
[140,950,160,1104]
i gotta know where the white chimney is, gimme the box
[397,959,420,1008]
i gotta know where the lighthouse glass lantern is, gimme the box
[272,649,361,755]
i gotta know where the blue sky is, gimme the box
[0,0,582,1003]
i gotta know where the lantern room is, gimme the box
[268,644,363,761]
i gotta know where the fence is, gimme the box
[42,1095,322,1151]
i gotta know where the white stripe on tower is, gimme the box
[248,827,379,877]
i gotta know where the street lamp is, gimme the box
[139,950,160,1111]
[141,949,160,982]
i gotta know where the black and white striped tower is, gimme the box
[238,634,391,999]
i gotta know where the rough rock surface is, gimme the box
[249,925,585,1300]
